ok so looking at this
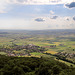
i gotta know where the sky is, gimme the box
[0,0,75,30]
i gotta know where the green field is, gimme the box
[0,30,75,67]
[0,52,7,55]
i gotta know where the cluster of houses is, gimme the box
[0,44,46,56]
[7,53,29,56]
[56,52,75,58]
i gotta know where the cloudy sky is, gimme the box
[0,0,75,30]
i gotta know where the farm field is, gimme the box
[0,52,7,55]
[0,29,75,67]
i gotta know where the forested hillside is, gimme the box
[0,55,75,75]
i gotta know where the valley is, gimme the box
[0,29,75,67]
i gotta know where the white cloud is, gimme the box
[64,17,71,21]
[0,0,7,13]
[50,10,54,15]
[0,16,75,29]
[35,18,45,22]
[0,10,7,13]
[32,16,75,29]
[73,16,75,21]
[0,0,75,29]
[0,0,75,13]
[50,15,58,19]
[65,2,75,9]
[0,18,32,29]
[7,0,75,5]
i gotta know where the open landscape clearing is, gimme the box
[0,29,75,67]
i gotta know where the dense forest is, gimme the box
[0,55,75,75]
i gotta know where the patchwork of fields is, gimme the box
[0,30,75,67]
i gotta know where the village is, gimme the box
[56,52,75,59]
[0,44,47,56]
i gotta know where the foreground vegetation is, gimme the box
[0,29,75,74]
[0,55,75,75]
